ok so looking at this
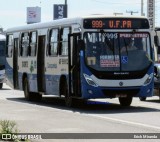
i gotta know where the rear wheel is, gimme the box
[119,97,132,106]
[24,77,31,101]
[24,77,42,101]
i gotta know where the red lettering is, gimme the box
[109,20,114,28]
[116,20,120,28]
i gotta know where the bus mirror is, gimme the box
[78,40,85,50]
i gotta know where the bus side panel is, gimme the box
[45,56,59,95]
[44,56,68,95]
[18,57,38,92]
[28,59,38,92]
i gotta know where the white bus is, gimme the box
[5,16,154,106]
[0,34,6,89]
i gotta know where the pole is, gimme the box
[65,0,67,5]
[65,0,68,18]
[141,0,144,16]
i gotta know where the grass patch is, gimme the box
[0,120,30,142]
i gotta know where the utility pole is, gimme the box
[65,0,68,18]
[126,10,138,15]
[65,0,67,5]
[141,0,145,16]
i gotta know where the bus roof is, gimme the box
[6,17,83,33]
[5,16,148,33]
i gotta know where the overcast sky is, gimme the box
[0,0,159,30]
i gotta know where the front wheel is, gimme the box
[119,97,132,106]
[24,77,31,101]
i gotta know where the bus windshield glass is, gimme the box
[84,32,152,72]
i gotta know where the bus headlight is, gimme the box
[144,73,153,85]
[83,74,98,87]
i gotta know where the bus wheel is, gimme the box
[32,92,42,102]
[119,97,132,106]
[24,77,42,101]
[24,77,32,101]
[0,83,3,89]
[139,97,146,101]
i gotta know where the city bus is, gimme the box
[0,34,6,89]
[5,16,154,107]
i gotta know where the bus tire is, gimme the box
[0,83,3,89]
[119,97,132,106]
[24,77,31,101]
[23,77,42,101]
[139,97,146,101]
[32,92,42,102]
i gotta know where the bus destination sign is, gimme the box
[83,18,150,29]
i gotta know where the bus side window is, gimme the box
[6,35,13,58]
[60,27,70,56]
[21,32,29,57]
[30,31,37,56]
[48,29,58,56]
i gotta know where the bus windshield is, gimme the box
[84,32,152,72]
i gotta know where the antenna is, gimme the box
[126,10,138,15]
[113,13,123,16]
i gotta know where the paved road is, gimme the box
[0,84,160,142]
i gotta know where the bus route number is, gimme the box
[92,20,104,28]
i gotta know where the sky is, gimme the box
[0,0,160,30]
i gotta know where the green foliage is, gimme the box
[0,120,18,134]
[0,120,30,142]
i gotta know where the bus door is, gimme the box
[68,33,81,97]
[37,35,46,92]
[13,38,19,89]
